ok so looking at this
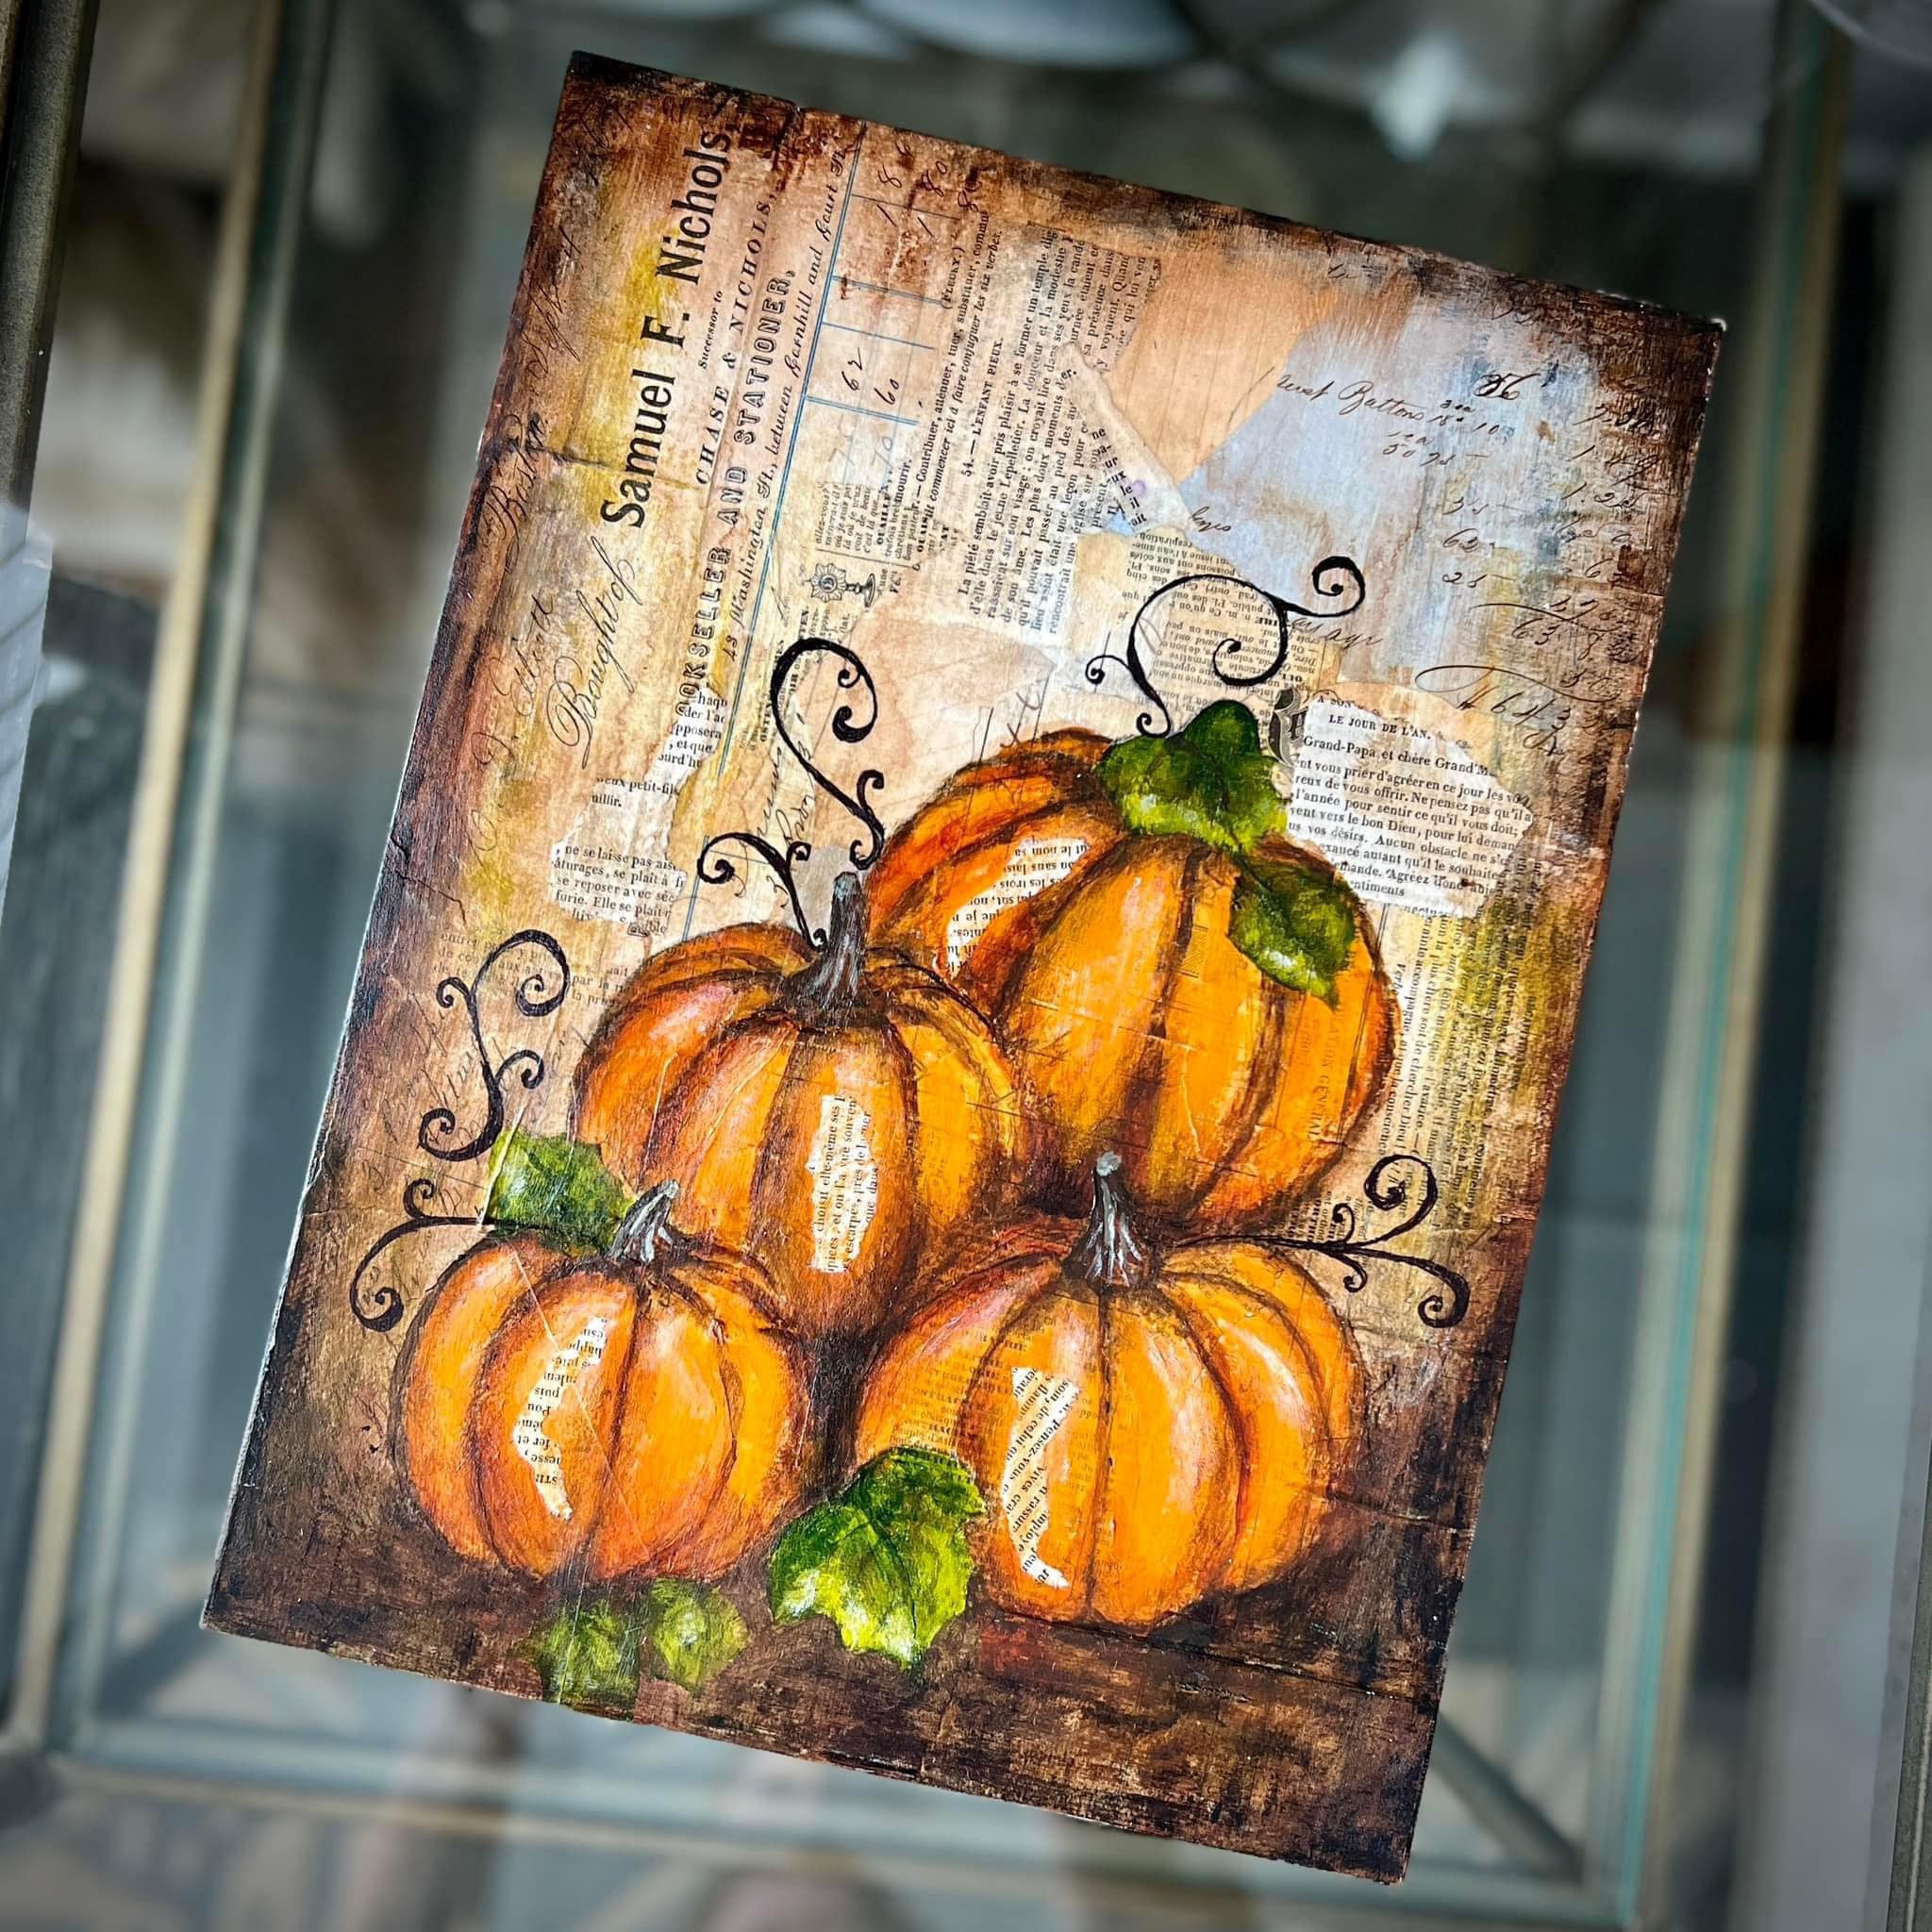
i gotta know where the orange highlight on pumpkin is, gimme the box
[854,1156,1364,1631]
[868,731,1396,1228]
[395,1186,811,1581]
[573,873,1033,1341]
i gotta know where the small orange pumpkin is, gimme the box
[853,1155,1364,1631]
[867,708,1395,1230]
[573,872,1031,1341]
[396,1184,810,1581]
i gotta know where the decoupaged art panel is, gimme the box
[207,54,1720,1881]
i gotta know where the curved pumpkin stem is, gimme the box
[608,1180,683,1269]
[788,870,867,1019]
[1068,1154,1151,1292]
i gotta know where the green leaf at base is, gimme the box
[1097,699,1284,855]
[638,1578,748,1693]
[487,1128,632,1252]
[1229,854,1357,1003]
[524,1579,747,1710]
[524,1596,641,1712]
[768,1448,985,1668]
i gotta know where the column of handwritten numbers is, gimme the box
[808,143,974,557]
[818,322,922,493]
[1526,381,1681,751]
[1557,385,1681,600]
[1449,378,1674,827]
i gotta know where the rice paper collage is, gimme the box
[207,54,1721,1883]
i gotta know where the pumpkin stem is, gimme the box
[608,1180,684,1268]
[789,870,867,1019]
[1068,1154,1151,1291]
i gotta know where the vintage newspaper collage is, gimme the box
[208,55,1721,1879]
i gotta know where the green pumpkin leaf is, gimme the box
[768,1448,984,1668]
[523,1595,641,1712]
[1097,699,1285,855]
[637,1578,748,1693]
[487,1128,632,1251]
[1229,854,1358,1004]
[523,1581,747,1710]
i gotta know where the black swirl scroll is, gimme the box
[696,828,818,945]
[347,928,571,1333]
[696,637,887,947]
[419,929,570,1162]
[1263,1153,1470,1329]
[347,1179,476,1333]
[1084,557,1368,737]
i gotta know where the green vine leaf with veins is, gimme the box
[638,1578,748,1693]
[768,1449,984,1668]
[1097,699,1285,854]
[486,1127,634,1251]
[1230,849,1359,1004]
[524,1580,748,1710]
[524,1595,641,1713]
[1098,698,1360,1001]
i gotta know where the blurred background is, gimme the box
[2,0,1930,1926]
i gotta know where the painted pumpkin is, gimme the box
[573,872,1030,1341]
[866,703,1395,1228]
[852,1154,1364,1631]
[396,1183,810,1580]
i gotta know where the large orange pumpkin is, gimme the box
[866,707,1395,1229]
[573,872,1030,1341]
[396,1183,810,1580]
[852,1155,1364,1631]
